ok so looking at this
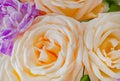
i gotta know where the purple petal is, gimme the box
[0,0,42,56]
[18,14,34,33]
[116,79,120,81]
[0,40,13,56]
[0,29,11,36]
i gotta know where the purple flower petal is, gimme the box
[116,79,120,81]
[0,0,41,56]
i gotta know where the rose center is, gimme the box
[34,37,61,65]
[100,35,120,69]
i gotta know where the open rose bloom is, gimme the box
[0,15,84,81]
[20,0,104,20]
[83,12,120,81]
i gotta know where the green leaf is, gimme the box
[109,4,120,12]
[80,75,90,81]
[103,0,120,12]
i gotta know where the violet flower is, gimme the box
[116,79,120,81]
[0,0,40,56]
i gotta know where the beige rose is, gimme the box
[0,15,84,81]
[0,54,3,65]
[33,0,103,20]
[0,54,2,60]
[0,55,20,81]
[83,12,120,81]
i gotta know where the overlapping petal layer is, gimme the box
[0,55,20,81]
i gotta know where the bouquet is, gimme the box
[0,0,120,81]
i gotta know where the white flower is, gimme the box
[34,0,103,20]
[2,15,84,81]
[83,12,120,81]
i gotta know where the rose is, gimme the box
[34,0,104,20]
[36,0,104,20]
[0,0,40,55]
[5,15,84,81]
[83,12,120,81]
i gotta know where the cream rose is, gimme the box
[0,55,20,81]
[0,54,2,60]
[83,12,120,81]
[7,15,84,81]
[0,54,3,64]
[33,0,103,20]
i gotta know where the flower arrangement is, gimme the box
[0,0,120,81]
